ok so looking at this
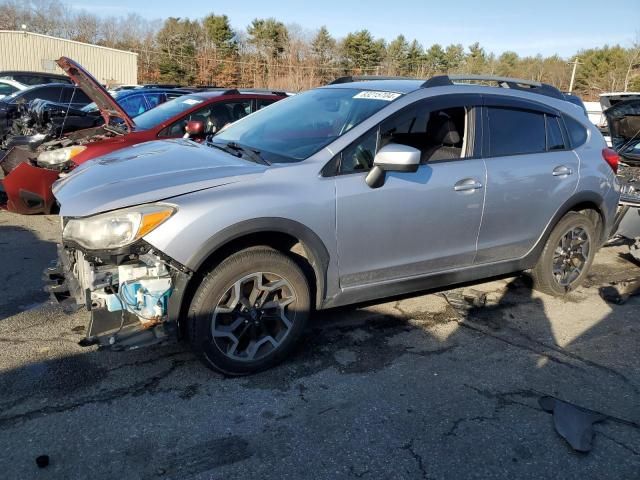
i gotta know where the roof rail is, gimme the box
[329,75,417,85]
[422,74,564,100]
[238,88,288,96]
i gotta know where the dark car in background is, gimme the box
[0,71,73,85]
[0,83,92,134]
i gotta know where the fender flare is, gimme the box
[523,190,609,269]
[187,217,330,309]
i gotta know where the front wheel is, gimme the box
[531,211,597,296]
[188,247,310,375]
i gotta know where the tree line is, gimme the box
[1,0,639,99]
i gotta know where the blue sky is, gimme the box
[69,0,638,57]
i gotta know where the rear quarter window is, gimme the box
[563,115,588,148]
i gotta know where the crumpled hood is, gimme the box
[53,139,267,217]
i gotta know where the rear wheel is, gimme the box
[531,211,597,296]
[188,247,310,375]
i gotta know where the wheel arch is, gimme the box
[525,190,608,269]
[184,218,330,312]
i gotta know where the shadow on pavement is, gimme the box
[0,224,57,321]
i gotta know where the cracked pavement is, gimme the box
[1,212,639,479]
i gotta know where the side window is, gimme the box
[159,101,251,137]
[545,115,566,151]
[229,100,251,121]
[563,115,588,148]
[60,88,90,104]
[119,95,148,117]
[381,105,467,162]
[338,102,469,174]
[17,86,63,103]
[13,75,40,85]
[487,107,545,156]
[256,99,276,110]
[145,93,165,109]
[0,83,17,96]
[339,129,378,173]
[165,92,185,101]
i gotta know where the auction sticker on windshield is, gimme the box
[353,91,401,101]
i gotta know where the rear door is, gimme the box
[475,97,579,263]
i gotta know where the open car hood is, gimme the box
[56,57,134,132]
[604,99,640,164]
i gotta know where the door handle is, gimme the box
[552,165,573,177]
[454,178,483,192]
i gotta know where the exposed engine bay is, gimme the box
[1,125,118,175]
[46,242,191,350]
[4,100,59,139]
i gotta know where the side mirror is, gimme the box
[183,120,205,139]
[365,143,421,188]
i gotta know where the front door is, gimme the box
[334,95,486,288]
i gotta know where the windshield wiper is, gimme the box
[211,141,270,165]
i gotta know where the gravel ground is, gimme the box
[1,211,639,479]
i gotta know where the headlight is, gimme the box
[37,146,86,169]
[63,204,176,250]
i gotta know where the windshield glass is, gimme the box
[211,88,399,163]
[81,90,127,113]
[132,94,205,130]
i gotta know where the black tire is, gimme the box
[531,211,598,296]
[188,247,310,375]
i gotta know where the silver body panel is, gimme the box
[55,82,620,308]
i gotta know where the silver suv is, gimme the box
[48,75,621,375]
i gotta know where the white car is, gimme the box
[0,79,27,99]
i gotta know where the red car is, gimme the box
[0,57,287,214]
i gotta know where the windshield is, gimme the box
[132,94,205,130]
[211,88,399,163]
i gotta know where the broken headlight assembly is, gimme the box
[36,145,86,169]
[63,204,176,250]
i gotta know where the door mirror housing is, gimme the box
[365,143,421,188]
[184,120,205,139]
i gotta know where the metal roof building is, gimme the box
[0,31,137,85]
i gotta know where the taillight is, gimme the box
[602,148,619,173]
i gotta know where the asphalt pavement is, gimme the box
[1,211,639,479]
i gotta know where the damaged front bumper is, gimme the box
[44,242,191,351]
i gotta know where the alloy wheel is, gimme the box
[211,272,297,361]
[552,226,591,287]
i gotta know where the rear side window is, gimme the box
[563,115,588,148]
[487,107,546,156]
[60,88,90,104]
[545,115,566,150]
[17,86,64,103]
[256,99,276,110]
[0,83,17,96]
